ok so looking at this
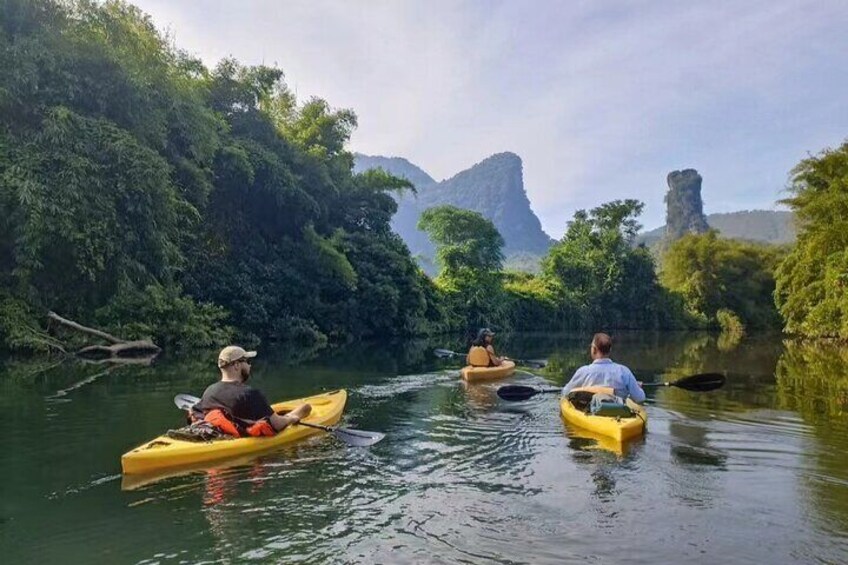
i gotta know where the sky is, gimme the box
[134,0,848,237]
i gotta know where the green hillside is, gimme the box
[638,210,796,247]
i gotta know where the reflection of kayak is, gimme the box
[562,422,644,456]
[121,446,275,491]
[559,386,646,442]
[121,389,347,476]
[461,360,516,382]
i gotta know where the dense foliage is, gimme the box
[661,231,785,331]
[0,0,439,349]
[419,199,683,333]
[775,140,848,338]
[1,0,843,353]
[418,205,506,331]
[540,200,681,329]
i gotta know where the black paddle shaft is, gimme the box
[497,385,561,401]
[496,373,726,402]
[642,372,726,392]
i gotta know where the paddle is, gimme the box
[433,348,548,369]
[173,394,385,447]
[496,372,726,402]
[496,385,561,401]
[642,372,726,392]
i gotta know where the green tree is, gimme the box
[775,140,848,338]
[661,230,784,330]
[0,0,444,350]
[0,0,224,346]
[542,200,674,328]
[418,205,506,330]
[418,205,504,277]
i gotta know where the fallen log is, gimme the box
[48,311,123,344]
[47,311,161,360]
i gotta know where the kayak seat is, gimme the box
[589,392,634,418]
[567,390,635,418]
[567,390,595,412]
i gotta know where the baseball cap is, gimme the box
[217,345,257,368]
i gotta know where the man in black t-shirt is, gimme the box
[193,345,312,437]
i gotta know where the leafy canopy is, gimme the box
[541,199,673,328]
[0,0,439,348]
[775,140,848,338]
[418,205,504,278]
[662,230,784,330]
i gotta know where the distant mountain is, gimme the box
[637,210,796,247]
[354,152,553,273]
[353,155,437,257]
[353,155,436,189]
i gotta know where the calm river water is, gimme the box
[1,332,847,563]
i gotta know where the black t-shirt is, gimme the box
[195,381,274,422]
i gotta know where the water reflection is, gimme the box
[775,340,848,544]
[2,332,848,563]
[460,380,501,411]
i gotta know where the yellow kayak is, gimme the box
[122,389,347,476]
[461,360,516,383]
[559,386,646,442]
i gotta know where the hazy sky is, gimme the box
[134,0,847,236]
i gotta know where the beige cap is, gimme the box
[217,345,257,368]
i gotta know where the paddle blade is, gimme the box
[434,348,458,359]
[174,393,200,411]
[332,427,386,447]
[670,372,726,392]
[497,385,554,401]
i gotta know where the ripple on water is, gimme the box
[355,372,457,399]
[9,352,848,564]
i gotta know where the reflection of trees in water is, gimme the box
[716,330,743,352]
[666,420,727,509]
[775,340,848,425]
[320,338,429,373]
[668,420,726,467]
[0,356,156,395]
[652,332,783,416]
[524,331,783,395]
[775,340,848,538]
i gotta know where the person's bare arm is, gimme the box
[270,403,312,431]
[486,345,504,366]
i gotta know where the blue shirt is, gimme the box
[562,358,646,403]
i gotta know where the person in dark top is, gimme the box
[193,345,311,437]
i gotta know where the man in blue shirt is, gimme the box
[562,333,645,403]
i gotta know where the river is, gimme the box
[1,332,846,563]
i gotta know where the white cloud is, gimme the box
[135,0,848,235]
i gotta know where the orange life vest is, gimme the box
[468,346,491,367]
[201,409,276,438]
